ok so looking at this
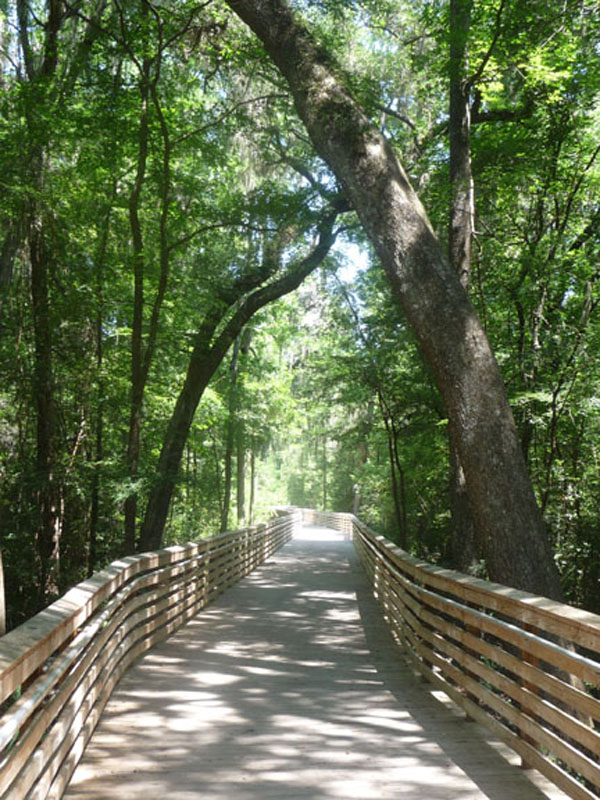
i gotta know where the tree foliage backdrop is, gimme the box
[0,0,598,627]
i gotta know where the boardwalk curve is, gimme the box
[65,526,567,800]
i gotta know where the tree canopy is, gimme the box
[0,0,599,627]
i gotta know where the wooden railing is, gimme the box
[0,510,297,800]
[327,510,600,800]
[3,505,599,800]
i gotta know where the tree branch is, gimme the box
[375,104,417,131]
[467,0,508,89]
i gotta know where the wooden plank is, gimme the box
[0,543,209,703]
[413,606,600,759]
[2,575,203,796]
[353,522,600,652]
[370,543,600,762]
[357,528,600,686]
[406,644,600,800]
[385,574,600,724]
[7,534,243,798]
[418,637,600,791]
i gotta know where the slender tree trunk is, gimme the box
[322,435,327,510]
[235,327,253,526]
[89,201,113,577]
[124,26,175,552]
[124,60,151,554]
[237,427,246,525]
[249,444,256,524]
[227,0,562,599]
[29,209,61,602]
[385,434,404,545]
[18,0,63,606]
[391,424,408,549]
[0,220,22,291]
[221,425,233,531]
[88,400,103,578]
[221,337,242,532]
[378,391,407,548]
[448,0,478,572]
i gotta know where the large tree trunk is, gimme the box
[226,0,562,599]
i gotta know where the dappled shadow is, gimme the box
[65,526,565,800]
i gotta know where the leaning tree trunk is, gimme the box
[138,214,338,552]
[226,0,562,599]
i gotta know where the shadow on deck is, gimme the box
[64,526,568,800]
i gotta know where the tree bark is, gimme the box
[226,0,562,599]
[449,0,474,291]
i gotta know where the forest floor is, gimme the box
[65,525,569,799]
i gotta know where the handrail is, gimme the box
[3,506,599,800]
[297,508,600,800]
[0,510,298,800]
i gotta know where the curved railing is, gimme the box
[2,506,599,800]
[0,511,297,800]
[301,508,600,800]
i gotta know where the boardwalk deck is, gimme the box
[64,526,570,800]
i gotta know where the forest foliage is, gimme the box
[0,0,599,627]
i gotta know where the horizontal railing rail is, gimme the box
[299,507,600,800]
[3,505,599,800]
[0,510,298,800]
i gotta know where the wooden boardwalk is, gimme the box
[64,526,569,800]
